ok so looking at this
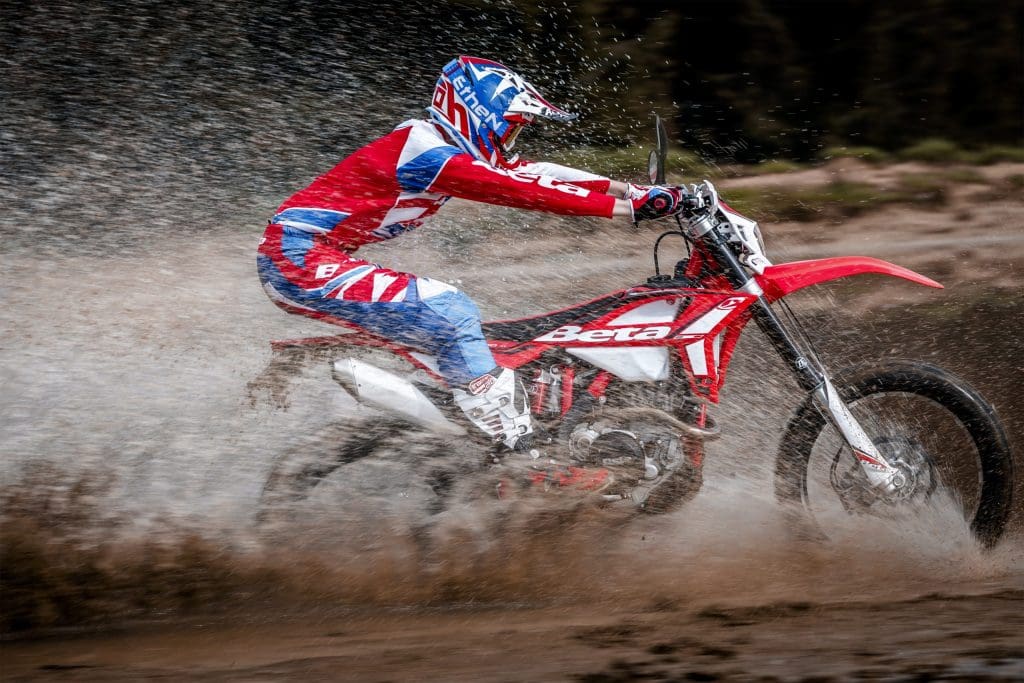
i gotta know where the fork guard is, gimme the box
[756,256,943,301]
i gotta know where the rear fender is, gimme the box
[756,256,943,302]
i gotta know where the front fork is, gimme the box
[750,298,903,491]
[695,219,904,492]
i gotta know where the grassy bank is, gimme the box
[550,141,1022,223]
[720,178,948,222]
[558,139,1023,180]
[825,140,1024,165]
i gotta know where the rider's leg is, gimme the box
[257,224,533,447]
[258,226,612,491]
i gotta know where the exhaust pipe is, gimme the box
[332,358,466,435]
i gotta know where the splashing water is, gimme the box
[2,1,1022,638]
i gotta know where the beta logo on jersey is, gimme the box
[315,263,341,279]
[471,161,591,197]
[534,325,671,343]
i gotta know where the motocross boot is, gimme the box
[453,367,614,493]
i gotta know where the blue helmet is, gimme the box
[428,56,577,166]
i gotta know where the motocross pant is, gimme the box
[257,223,497,386]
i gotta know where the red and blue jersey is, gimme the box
[271,119,615,253]
[259,119,619,386]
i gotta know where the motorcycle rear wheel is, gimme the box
[256,418,476,530]
[774,361,1014,548]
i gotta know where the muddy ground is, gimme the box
[2,163,1023,681]
[3,588,1023,681]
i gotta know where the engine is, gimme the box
[566,409,703,509]
[527,364,708,509]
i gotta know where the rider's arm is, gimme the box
[424,153,633,218]
[487,157,689,221]
[515,160,629,198]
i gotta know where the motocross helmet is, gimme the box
[428,56,577,167]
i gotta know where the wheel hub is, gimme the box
[832,436,937,511]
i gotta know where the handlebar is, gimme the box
[646,115,771,276]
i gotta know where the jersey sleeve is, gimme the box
[515,160,613,194]
[426,154,617,218]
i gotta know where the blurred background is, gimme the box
[3,0,1022,252]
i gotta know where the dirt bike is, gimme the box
[256,117,1014,547]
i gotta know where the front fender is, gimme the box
[756,256,943,302]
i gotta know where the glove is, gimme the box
[626,183,689,222]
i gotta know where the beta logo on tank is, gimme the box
[534,325,671,343]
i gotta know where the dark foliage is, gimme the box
[560,0,1024,160]
[1,0,1019,181]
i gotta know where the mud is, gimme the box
[3,500,1022,681]
[2,165,1023,679]
[3,590,1023,681]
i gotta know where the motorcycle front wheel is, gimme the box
[774,361,1014,548]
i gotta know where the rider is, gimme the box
[258,56,687,484]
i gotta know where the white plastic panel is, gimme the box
[567,346,670,382]
[608,299,680,325]
[712,332,723,371]
[684,340,707,376]
[679,303,735,334]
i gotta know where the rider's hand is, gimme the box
[626,183,690,222]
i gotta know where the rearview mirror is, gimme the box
[648,149,660,185]
[650,114,668,185]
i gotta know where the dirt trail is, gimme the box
[2,164,1023,681]
[3,589,1022,681]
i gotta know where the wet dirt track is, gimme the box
[4,3,1023,675]
[3,589,1023,682]
[3,172,1023,680]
